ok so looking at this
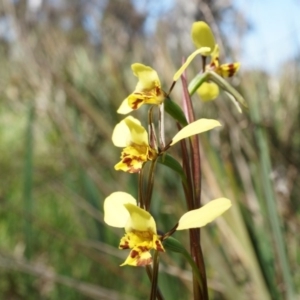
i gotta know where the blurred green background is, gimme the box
[0,0,299,299]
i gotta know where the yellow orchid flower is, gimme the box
[112,116,157,173]
[198,45,241,101]
[112,117,222,173]
[117,63,166,114]
[104,192,232,266]
[173,21,241,102]
[208,45,240,78]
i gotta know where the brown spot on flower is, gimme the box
[155,86,161,96]
[130,250,139,258]
[122,157,133,167]
[131,99,143,110]
[138,245,149,252]
[119,241,129,249]
[227,63,235,77]
[155,240,165,252]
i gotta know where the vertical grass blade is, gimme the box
[250,90,295,300]
[23,104,35,259]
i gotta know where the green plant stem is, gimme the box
[150,251,160,300]
[163,237,203,290]
[138,169,144,208]
[178,132,194,211]
[182,68,208,299]
[145,265,164,300]
[188,72,209,96]
[148,106,158,150]
[206,71,248,108]
[145,158,158,210]
[181,72,201,207]
[159,103,165,148]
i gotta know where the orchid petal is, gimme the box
[197,82,219,102]
[219,62,241,78]
[132,63,161,91]
[124,203,157,233]
[117,98,133,115]
[112,116,148,147]
[104,192,137,228]
[121,248,152,267]
[177,198,232,230]
[210,44,220,67]
[112,118,132,147]
[173,47,211,81]
[191,21,215,55]
[170,119,221,146]
[124,117,148,145]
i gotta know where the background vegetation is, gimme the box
[0,0,299,299]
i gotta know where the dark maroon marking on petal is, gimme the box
[119,240,129,249]
[130,250,139,258]
[132,99,143,110]
[122,157,133,167]
[138,245,150,252]
[155,86,161,96]
[155,240,164,252]
[227,63,235,77]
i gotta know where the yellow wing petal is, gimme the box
[170,118,221,146]
[104,192,137,228]
[177,198,232,230]
[117,98,134,115]
[112,117,132,147]
[191,21,215,55]
[173,47,211,81]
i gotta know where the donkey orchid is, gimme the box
[112,116,221,173]
[173,21,240,102]
[104,192,231,266]
[117,63,166,114]
[198,44,240,101]
[112,116,156,173]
